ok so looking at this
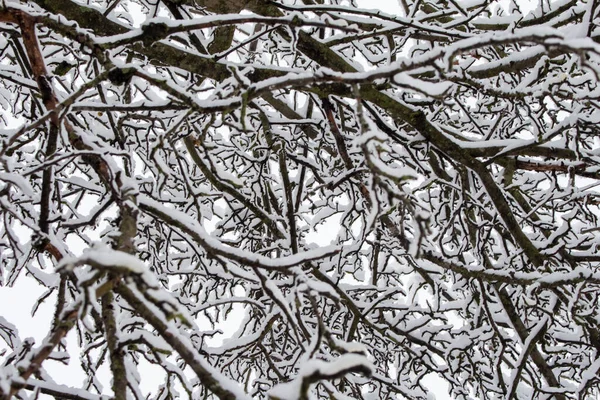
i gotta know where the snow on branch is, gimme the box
[138,196,342,269]
[268,354,373,400]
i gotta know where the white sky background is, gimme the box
[0,0,544,398]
